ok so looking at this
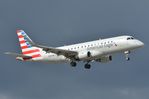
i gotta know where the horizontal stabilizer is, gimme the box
[5,52,32,59]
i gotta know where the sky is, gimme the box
[0,0,149,99]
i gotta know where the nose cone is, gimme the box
[137,40,144,47]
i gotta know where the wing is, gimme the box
[5,52,32,59]
[36,44,78,59]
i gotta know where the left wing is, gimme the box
[35,44,78,59]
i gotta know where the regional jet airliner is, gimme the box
[5,30,144,69]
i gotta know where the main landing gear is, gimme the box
[124,51,130,61]
[70,61,91,69]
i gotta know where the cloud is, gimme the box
[0,0,149,99]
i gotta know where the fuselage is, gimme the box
[37,35,144,63]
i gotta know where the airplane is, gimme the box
[5,30,144,69]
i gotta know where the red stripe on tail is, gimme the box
[21,46,28,49]
[18,35,24,38]
[20,40,26,44]
[23,49,40,54]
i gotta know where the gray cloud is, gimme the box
[0,0,149,99]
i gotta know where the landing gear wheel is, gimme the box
[70,62,77,67]
[126,57,130,61]
[84,64,91,69]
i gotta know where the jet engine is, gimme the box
[77,50,102,59]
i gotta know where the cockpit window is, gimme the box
[127,37,134,40]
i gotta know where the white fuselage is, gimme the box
[33,35,144,63]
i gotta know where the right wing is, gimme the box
[5,52,32,59]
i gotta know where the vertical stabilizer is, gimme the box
[16,30,41,58]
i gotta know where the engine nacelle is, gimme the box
[77,50,102,59]
[95,55,112,63]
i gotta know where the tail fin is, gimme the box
[16,30,41,58]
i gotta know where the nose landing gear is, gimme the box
[124,51,130,61]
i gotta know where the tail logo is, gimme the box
[16,30,41,59]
